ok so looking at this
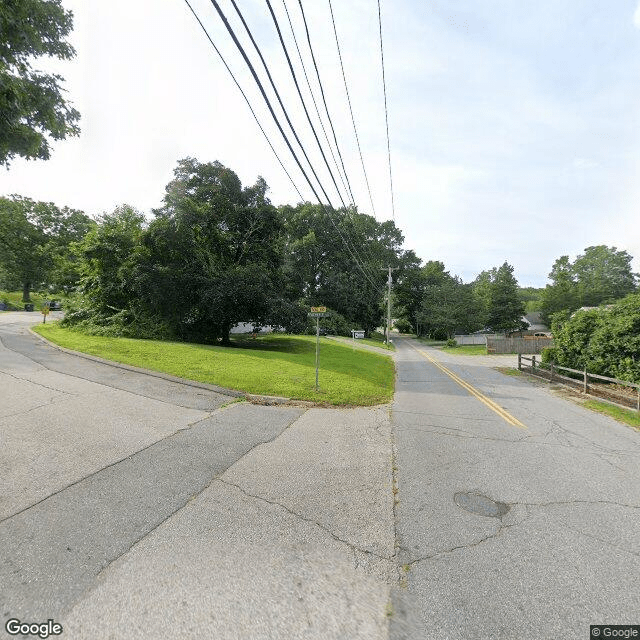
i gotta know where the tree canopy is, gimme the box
[0,0,80,166]
[0,195,93,300]
[541,246,637,320]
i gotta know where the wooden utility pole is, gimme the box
[380,266,399,344]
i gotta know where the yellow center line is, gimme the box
[413,347,527,429]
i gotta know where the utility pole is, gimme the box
[380,266,399,344]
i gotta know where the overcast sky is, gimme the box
[2,0,639,287]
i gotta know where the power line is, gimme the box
[206,0,380,291]
[281,0,353,206]
[296,0,357,210]
[327,0,377,219]
[265,0,349,210]
[182,0,304,202]
[228,0,331,208]
[377,0,396,222]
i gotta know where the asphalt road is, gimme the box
[1,317,638,639]
[0,314,394,639]
[390,337,640,640]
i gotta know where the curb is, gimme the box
[29,328,292,405]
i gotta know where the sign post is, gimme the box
[308,307,329,391]
[41,305,50,324]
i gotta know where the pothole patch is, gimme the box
[454,491,510,518]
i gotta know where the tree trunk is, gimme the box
[22,282,31,302]
[221,321,232,346]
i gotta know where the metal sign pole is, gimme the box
[315,316,320,390]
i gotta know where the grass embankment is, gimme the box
[440,344,487,355]
[581,400,640,431]
[0,290,67,310]
[33,324,394,406]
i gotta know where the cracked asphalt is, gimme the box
[0,314,394,639]
[1,315,638,639]
[390,337,640,640]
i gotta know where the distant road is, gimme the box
[390,337,640,640]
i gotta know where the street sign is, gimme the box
[308,306,331,390]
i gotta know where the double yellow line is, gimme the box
[415,348,526,429]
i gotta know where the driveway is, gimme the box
[0,314,395,639]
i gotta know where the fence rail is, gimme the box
[518,355,640,412]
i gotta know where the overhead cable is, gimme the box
[207,0,380,290]
[281,0,354,206]
[377,0,396,221]
[265,0,350,210]
[227,0,331,207]
[296,0,357,210]
[183,0,304,202]
[327,0,377,218]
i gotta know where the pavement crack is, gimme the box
[0,413,217,526]
[405,517,524,566]
[1,369,74,396]
[0,394,72,420]
[522,499,640,511]
[559,523,640,558]
[216,478,392,562]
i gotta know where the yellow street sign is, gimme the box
[41,306,50,316]
[310,306,327,313]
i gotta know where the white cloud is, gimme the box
[634,2,640,28]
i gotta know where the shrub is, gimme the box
[445,338,457,348]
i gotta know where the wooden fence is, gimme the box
[486,336,554,354]
[518,355,640,412]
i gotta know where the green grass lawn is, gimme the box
[440,344,487,355]
[582,400,640,431]
[0,290,71,311]
[33,323,395,406]
[416,337,446,347]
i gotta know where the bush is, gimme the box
[541,346,559,364]
[549,293,640,383]
[306,310,354,337]
[445,338,457,348]
[394,318,413,333]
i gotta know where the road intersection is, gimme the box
[1,314,638,639]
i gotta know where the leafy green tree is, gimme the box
[548,294,640,383]
[0,195,92,300]
[541,255,579,320]
[573,245,637,307]
[0,0,80,165]
[471,268,495,327]
[486,262,526,333]
[141,158,285,343]
[587,293,640,382]
[280,203,405,335]
[76,205,146,314]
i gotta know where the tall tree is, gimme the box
[540,255,579,320]
[0,0,80,165]
[0,195,92,300]
[141,158,285,343]
[280,203,404,334]
[573,245,637,307]
[486,262,526,333]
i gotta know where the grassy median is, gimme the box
[33,323,394,406]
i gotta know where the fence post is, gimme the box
[532,355,536,371]
[550,362,554,383]
[583,368,588,394]
[518,353,521,371]
[637,388,639,412]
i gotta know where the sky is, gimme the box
[2,0,639,287]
